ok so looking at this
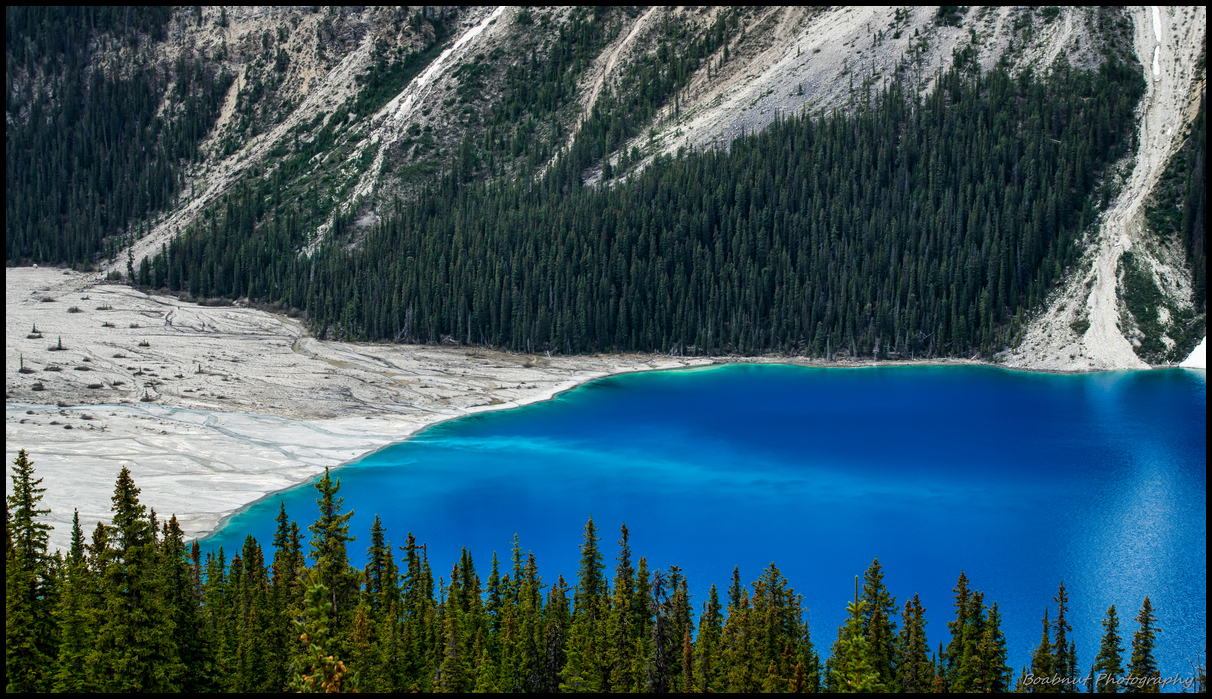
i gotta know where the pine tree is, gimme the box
[1126,596,1160,693]
[1091,604,1124,693]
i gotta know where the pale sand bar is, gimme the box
[6,267,708,549]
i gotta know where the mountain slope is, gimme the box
[1008,6,1205,369]
[7,6,1206,368]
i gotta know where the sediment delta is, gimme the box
[6,267,708,549]
[6,266,1203,550]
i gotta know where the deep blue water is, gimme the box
[204,364,1206,682]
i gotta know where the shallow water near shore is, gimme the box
[203,364,1206,680]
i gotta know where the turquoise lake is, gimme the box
[203,364,1207,680]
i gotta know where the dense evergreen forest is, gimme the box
[5,7,234,266]
[10,7,1185,360]
[145,54,1142,358]
[7,450,1194,693]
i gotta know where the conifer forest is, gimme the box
[6,451,1193,693]
[94,59,1149,357]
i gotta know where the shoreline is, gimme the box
[6,266,1203,549]
[196,359,1208,546]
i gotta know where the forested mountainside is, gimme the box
[8,454,1187,693]
[6,6,1207,366]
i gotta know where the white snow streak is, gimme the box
[1151,6,1163,43]
[1180,337,1207,369]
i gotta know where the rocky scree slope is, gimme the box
[7,6,1206,369]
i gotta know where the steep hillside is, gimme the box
[1007,6,1206,369]
[7,6,1206,367]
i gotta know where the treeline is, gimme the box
[7,450,1185,693]
[5,7,232,266]
[150,57,1142,358]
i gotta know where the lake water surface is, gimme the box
[204,364,1206,681]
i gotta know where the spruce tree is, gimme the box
[7,450,51,581]
[605,524,637,690]
[942,570,971,690]
[6,536,46,692]
[162,515,211,691]
[573,516,605,617]
[1053,581,1077,691]
[860,557,898,686]
[1126,596,1160,693]
[289,582,358,692]
[1030,607,1057,693]
[90,466,183,692]
[828,577,884,692]
[954,589,988,692]
[722,567,758,692]
[896,593,933,692]
[560,517,607,692]
[52,512,93,693]
[981,601,1012,693]
[5,449,54,692]
[694,583,724,692]
[1092,604,1124,693]
[308,468,358,626]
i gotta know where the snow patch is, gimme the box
[1151,6,1163,43]
[1180,336,1206,369]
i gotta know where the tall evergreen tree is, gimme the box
[1030,607,1057,693]
[942,569,971,690]
[560,517,607,691]
[694,583,724,692]
[52,511,93,693]
[1053,581,1077,691]
[860,557,898,686]
[5,449,53,692]
[896,593,933,692]
[828,577,884,692]
[1126,596,1160,693]
[1091,604,1124,693]
[90,466,183,692]
[308,468,359,627]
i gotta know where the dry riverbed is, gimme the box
[6,267,709,549]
